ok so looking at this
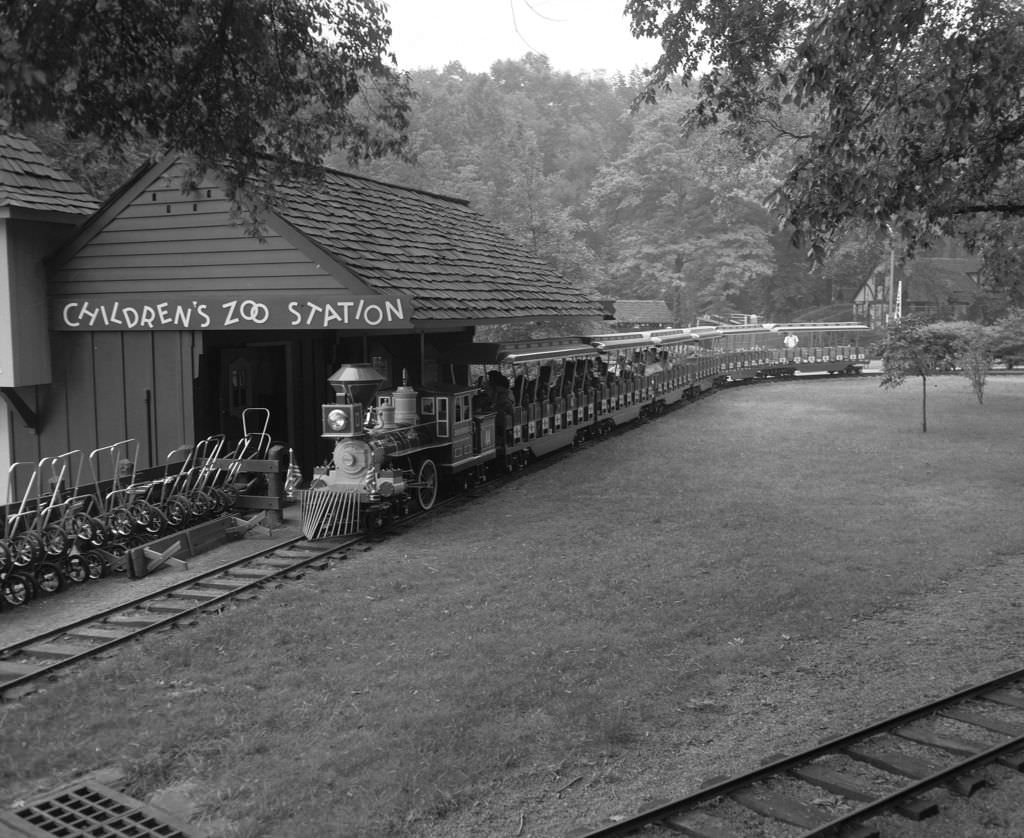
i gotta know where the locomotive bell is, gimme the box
[327,363,385,407]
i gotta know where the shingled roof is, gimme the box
[0,132,99,216]
[270,167,603,321]
[611,299,676,326]
[901,257,981,305]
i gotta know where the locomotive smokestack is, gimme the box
[327,363,385,408]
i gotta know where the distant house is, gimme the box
[854,242,981,326]
[604,299,676,329]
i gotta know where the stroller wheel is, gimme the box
[190,490,215,519]
[85,550,108,580]
[11,532,43,567]
[219,484,240,509]
[106,508,134,538]
[35,563,65,595]
[163,495,191,529]
[72,512,96,543]
[65,553,89,583]
[207,488,228,515]
[42,523,70,558]
[131,501,164,536]
[87,517,109,547]
[1,572,34,607]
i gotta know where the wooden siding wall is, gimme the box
[51,170,349,298]
[9,330,198,485]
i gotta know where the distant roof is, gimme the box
[271,167,603,321]
[611,299,675,325]
[0,132,99,216]
[860,241,982,305]
[901,257,981,304]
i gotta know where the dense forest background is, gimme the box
[331,56,889,324]
[29,55,888,324]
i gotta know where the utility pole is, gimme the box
[888,241,896,324]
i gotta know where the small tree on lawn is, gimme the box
[931,321,993,405]
[989,309,1024,369]
[878,317,961,432]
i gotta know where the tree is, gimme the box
[988,309,1024,368]
[878,317,985,431]
[586,89,777,319]
[1,0,412,211]
[343,58,637,294]
[626,0,1024,299]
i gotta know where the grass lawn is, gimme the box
[3,374,1024,837]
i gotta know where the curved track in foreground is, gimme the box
[570,668,1024,838]
[0,537,354,699]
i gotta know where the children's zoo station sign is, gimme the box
[53,292,412,331]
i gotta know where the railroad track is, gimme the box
[0,536,356,699]
[569,668,1024,838]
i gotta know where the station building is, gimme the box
[0,133,603,497]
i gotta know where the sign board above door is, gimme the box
[52,292,412,331]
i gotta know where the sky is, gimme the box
[384,0,662,76]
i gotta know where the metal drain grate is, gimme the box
[1,780,196,837]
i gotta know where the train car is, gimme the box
[765,322,870,376]
[493,337,603,462]
[700,323,778,382]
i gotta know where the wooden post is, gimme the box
[264,444,286,528]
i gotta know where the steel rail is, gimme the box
[0,536,354,697]
[2,534,309,654]
[571,666,1024,837]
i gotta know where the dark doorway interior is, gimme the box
[218,345,289,443]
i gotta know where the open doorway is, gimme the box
[219,344,291,444]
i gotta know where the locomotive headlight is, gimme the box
[326,408,349,432]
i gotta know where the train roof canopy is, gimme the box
[769,322,870,332]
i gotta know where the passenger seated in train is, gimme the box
[483,370,514,431]
[536,365,552,400]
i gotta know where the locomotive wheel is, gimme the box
[11,531,43,567]
[65,554,89,583]
[1,573,34,607]
[35,562,65,595]
[363,504,393,537]
[414,459,438,510]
